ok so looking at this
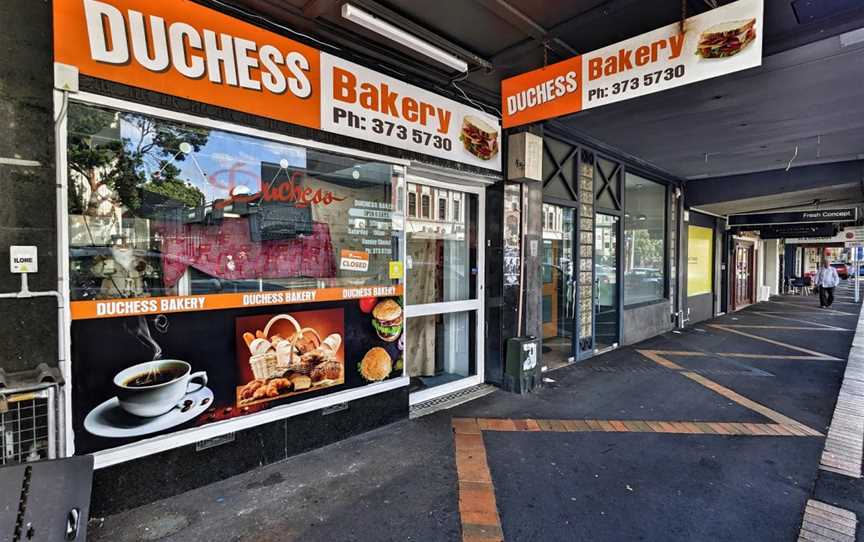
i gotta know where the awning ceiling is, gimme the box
[222,0,864,185]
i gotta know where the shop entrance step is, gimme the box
[409,384,496,419]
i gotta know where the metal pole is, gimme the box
[855,245,860,303]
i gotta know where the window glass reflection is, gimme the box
[624,173,666,305]
[67,102,399,301]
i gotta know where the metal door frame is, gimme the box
[540,197,580,365]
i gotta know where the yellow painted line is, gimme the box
[716,353,836,360]
[650,350,708,357]
[747,311,851,331]
[766,300,857,316]
[638,351,823,436]
[636,349,687,369]
[720,325,849,331]
[749,311,848,329]
[709,325,840,360]
[680,371,822,436]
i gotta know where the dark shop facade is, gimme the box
[0,0,749,511]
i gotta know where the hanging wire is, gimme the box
[786,144,799,171]
[206,0,340,50]
[451,72,502,117]
[681,0,688,33]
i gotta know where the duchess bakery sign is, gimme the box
[501,0,763,128]
[54,0,501,170]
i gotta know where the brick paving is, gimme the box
[798,500,858,542]
[820,297,864,477]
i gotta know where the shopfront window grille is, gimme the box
[0,386,57,465]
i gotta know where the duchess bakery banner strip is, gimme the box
[70,284,403,320]
[501,0,763,128]
[53,0,501,170]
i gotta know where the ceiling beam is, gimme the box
[301,0,338,18]
[471,0,577,58]
[490,0,648,65]
[685,160,864,206]
[227,0,501,106]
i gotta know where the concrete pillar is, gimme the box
[0,0,58,372]
[763,240,780,296]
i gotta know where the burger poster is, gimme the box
[501,0,763,127]
[70,296,404,455]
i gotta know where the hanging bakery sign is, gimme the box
[53,0,501,171]
[500,0,763,128]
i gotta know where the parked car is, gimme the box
[831,262,849,280]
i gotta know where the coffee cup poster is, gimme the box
[72,297,403,454]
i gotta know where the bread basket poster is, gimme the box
[70,297,404,454]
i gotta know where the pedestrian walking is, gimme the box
[815,258,840,308]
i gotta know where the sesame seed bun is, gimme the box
[372,299,402,321]
[360,347,393,382]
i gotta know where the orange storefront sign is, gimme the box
[70,284,403,320]
[502,0,763,129]
[54,0,322,130]
[500,56,582,129]
[53,0,502,170]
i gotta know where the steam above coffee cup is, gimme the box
[114,360,207,418]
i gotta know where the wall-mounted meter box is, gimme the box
[10,245,38,273]
[507,132,543,182]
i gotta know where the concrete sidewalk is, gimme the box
[89,285,863,542]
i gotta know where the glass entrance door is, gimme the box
[405,178,484,404]
[541,204,576,370]
[595,214,619,350]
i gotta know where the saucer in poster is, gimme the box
[84,387,214,438]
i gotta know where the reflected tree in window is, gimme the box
[67,104,208,216]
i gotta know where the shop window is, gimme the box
[66,102,400,301]
[408,192,417,217]
[623,173,666,305]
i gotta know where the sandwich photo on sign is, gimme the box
[696,18,757,59]
[460,116,499,161]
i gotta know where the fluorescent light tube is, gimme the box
[341,3,468,72]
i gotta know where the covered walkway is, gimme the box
[90,282,863,542]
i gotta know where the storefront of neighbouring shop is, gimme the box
[500,0,765,366]
[50,0,501,508]
[538,132,679,369]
